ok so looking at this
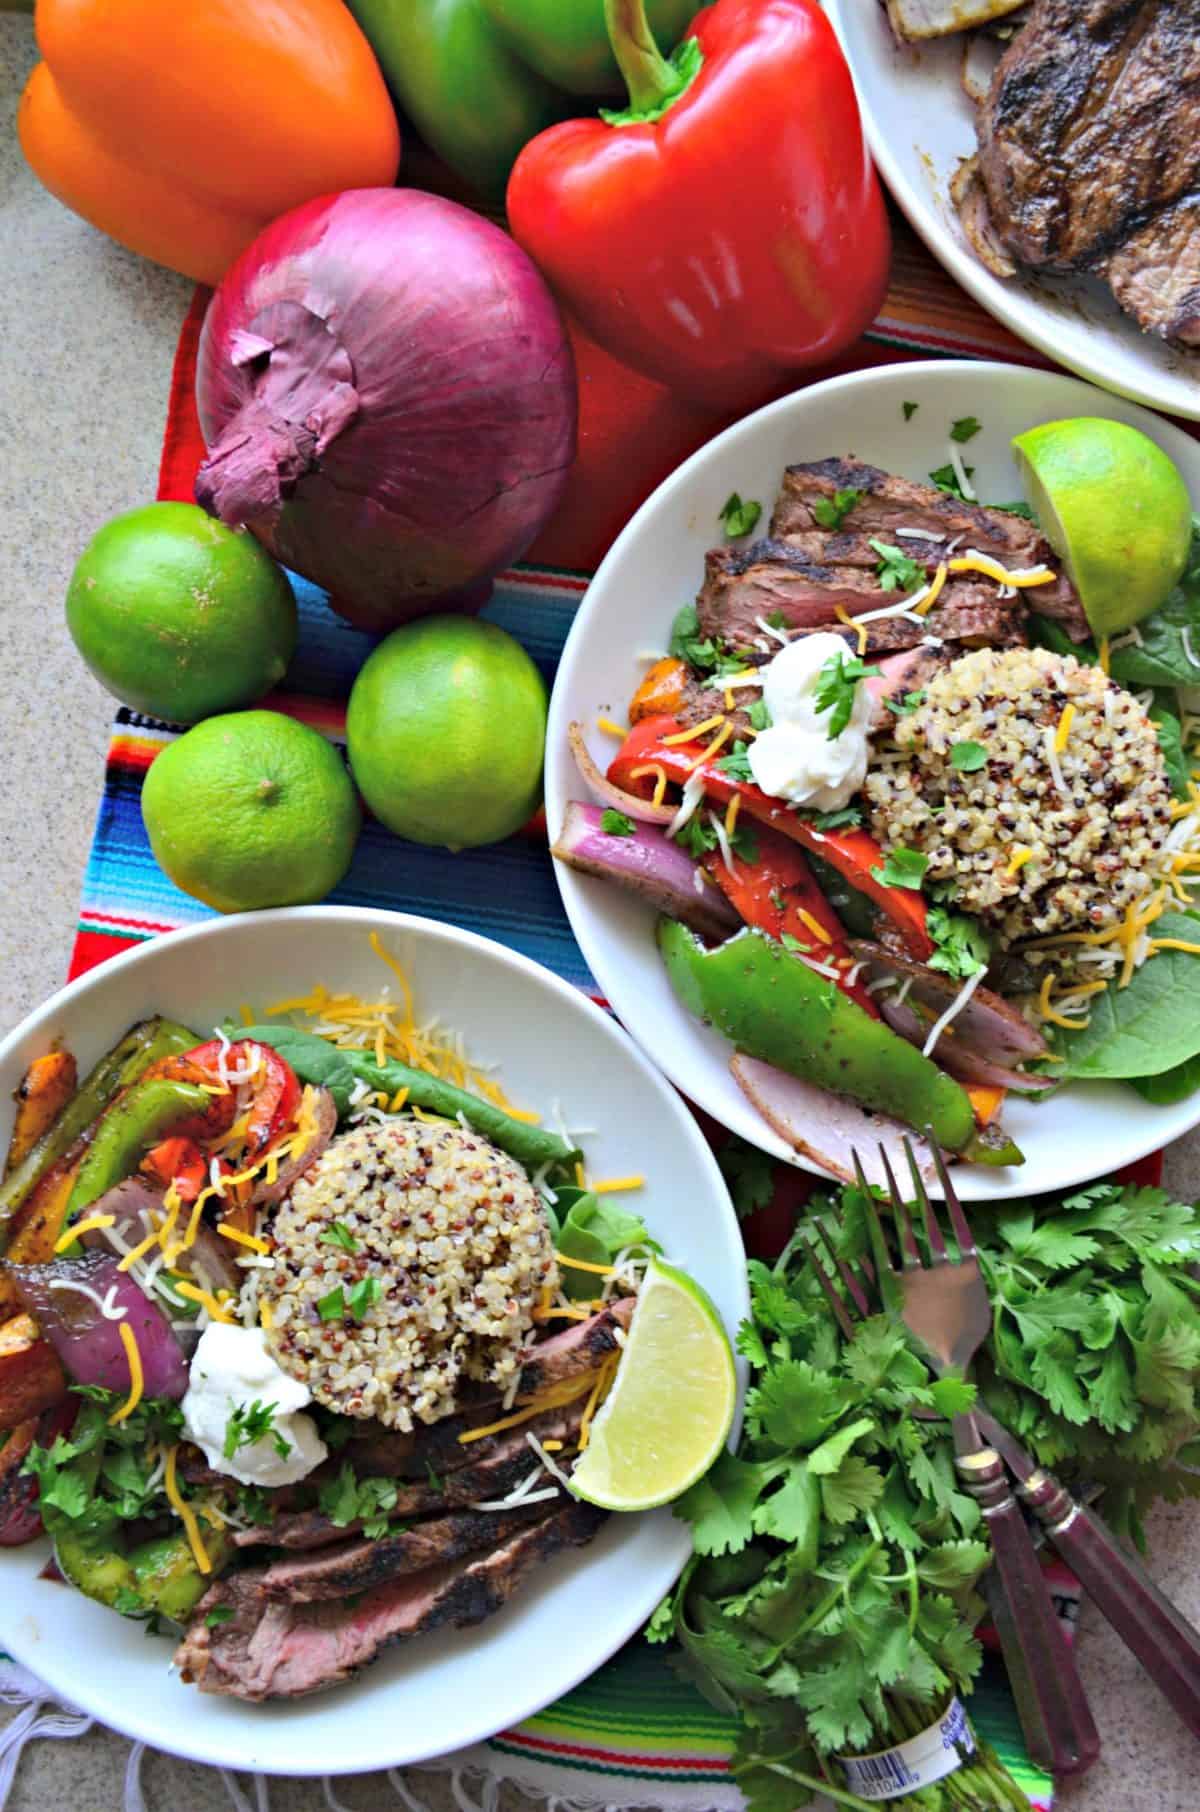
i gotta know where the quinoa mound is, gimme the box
[864,646,1171,948]
[262,1120,557,1430]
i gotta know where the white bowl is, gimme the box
[824,0,1200,422]
[0,907,747,1774]
[545,359,1200,1202]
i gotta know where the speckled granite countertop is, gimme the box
[1,14,1198,1810]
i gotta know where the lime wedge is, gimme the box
[1012,418,1192,636]
[569,1259,736,1512]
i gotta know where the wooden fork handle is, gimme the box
[956,1433,1101,1777]
[1014,1465,1200,1740]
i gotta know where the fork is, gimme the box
[800,1138,1100,1777]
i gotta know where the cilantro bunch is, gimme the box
[22,1388,185,1538]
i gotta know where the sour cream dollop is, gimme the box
[181,1323,327,1489]
[747,632,872,812]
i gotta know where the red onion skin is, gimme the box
[12,1251,188,1401]
[194,188,577,631]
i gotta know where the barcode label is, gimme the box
[837,1698,976,1802]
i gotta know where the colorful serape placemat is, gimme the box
[4,212,1082,1812]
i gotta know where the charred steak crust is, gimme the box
[260,1504,554,1602]
[178,1502,608,1700]
[970,0,1200,343]
[770,459,1052,563]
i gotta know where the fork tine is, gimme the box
[851,1147,896,1284]
[815,1217,875,1318]
[928,1131,976,1257]
[904,1136,948,1261]
[798,1232,857,1341]
[878,1144,921,1269]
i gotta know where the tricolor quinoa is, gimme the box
[864,647,1172,949]
[262,1119,558,1430]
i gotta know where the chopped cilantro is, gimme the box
[716,740,755,782]
[927,905,990,979]
[902,400,919,421]
[206,1605,236,1628]
[719,492,763,539]
[320,1219,359,1255]
[765,610,790,630]
[731,823,759,864]
[673,815,718,859]
[813,653,881,739]
[747,697,772,732]
[781,933,811,954]
[950,415,982,443]
[317,1285,345,1322]
[318,1463,400,1537]
[885,689,925,717]
[224,1399,290,1463]
[348,1275,382,1320]
[988,499,1036,519]
[811,487,862,531]
[869,538,926,593]
[668,602,720,673]
[425,1459,443,1492]
[799,804,863,831]
[113,1586,146,1618]
[600,809,636,837]
[871,846,929,891]
[717,1136,776,1220]
[930,461,975,500]
[950,740,988,773]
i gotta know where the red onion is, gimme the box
[552,802,740,942]
[568,722,677,824]
[195,189,577,631]
[848,941,1048,1065]
[12,1251,188,1400]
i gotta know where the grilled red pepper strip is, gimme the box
[508,0,889,410]
[145,1040,300,1156]
[701,824,880,1017]
[609,716,933,959]
[139,1136,209,1205]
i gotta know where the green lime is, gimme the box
[570,1259,736,1512]
[346,616,547,850]
[141,710,360,913]
[66,501,297,723]
[1012,418,1193,635]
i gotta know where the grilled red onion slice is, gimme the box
[12,1249,188,1399]
[553,802,739,941]
[849,941,1047,1065]
[568,722,676,824]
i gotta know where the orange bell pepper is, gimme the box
[18,0,401,285]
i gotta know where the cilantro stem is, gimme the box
[758,1761,876,1812]
[792,1539,882,1642]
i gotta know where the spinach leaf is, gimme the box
[1130,1054,1200,1105]
[1149,700,1189,798]
[1106,523,1200,689]
[555,1188,657,1301]
[1046,912,1200,1080]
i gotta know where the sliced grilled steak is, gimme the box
[970,0,1200,343]
[179,1501,608,1700]
[261,1503,555,1602]
[513,1298,634,1398]
[770,458,1050,564]
[234,1399,592,1549]
[764,526,953,572]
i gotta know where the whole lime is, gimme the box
[1013,418,1193,636]
[141,710,360,913]
[346,617,547,849]
[66,501,297,723]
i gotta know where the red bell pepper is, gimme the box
[145,1040,300,1156]
[507,0,890,410]
[701,823,881,1017]
[139,1136,209,1205]
[609,715,933,958]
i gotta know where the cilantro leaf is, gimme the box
[720,493,763,539]
[318,1464,399,1533]
[812,653,881,739]
[950,740,988,772]
[885,689,925,717]
[716,741,755,782]
[949,416,982,443]
[206,1605,236,1628]
[675,1451,777,1556]
[718,1137,776,1220]
[869,538,926,593]
[929,1377,977,1418]
[673,814,718,859]
[224,1398,288,1462]
[902,401,919,421]
[811,488,862,531]
[746,1358,851,1448]
[600,808,636,837]
[668,602,721,673]
[320,1219,359,1254]
[807,1416,874,1476]
[798,804,863,831]
[747,698,771,732]
[926,904,989,979]
[929,461,975,500]
[870,847,929,891]
[348,1275,382,1320]
[820,1454,885,1525]
[317,1285,345,1322]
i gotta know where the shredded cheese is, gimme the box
[834,604,869,657]
[556,1253,616,1276]
[577,1355,620,1453]
[1053,703,1076,753]
[630,763,669,807]
[688,721,735,771]
[947,551,1056,588]
[590,1176,645,1195]
[108,1323,145,1425]
[259,1298,274,1331]
[795,909,833,945]
[1038,972,1092,1029]
[163,1445,212,1574]
[920,966,986,1057]
[596,717,627,739]
[173,1280,237,1323]
[1044,728,1068,796]
[53,1212,114,1254]
[914,563,948,617]
[217,1223,269,1254]
[724,792,741,839]
[1004,846,1034,878]
[662,715,724,746]
[1098,635,1111,675]
[457,1373,596,1444]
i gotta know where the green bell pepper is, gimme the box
[57,1524,230,1623]
[344,0,695,197]
[658,920,977,1153]
[64,1076,212,1224]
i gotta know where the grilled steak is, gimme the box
[770,458,1052,565]
[969,0,1200,344]
[234,1398,592,1549]
[178,1501,608,1700]
[261,1503,553,1602]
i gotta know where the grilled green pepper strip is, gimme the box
[239,1022,580,1176]
[64,1077,212,1224]
[658,921,977,1153]
[0,1018,200,1236]
[57,1525,229,1623]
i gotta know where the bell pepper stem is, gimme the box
[604,0,686,115]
